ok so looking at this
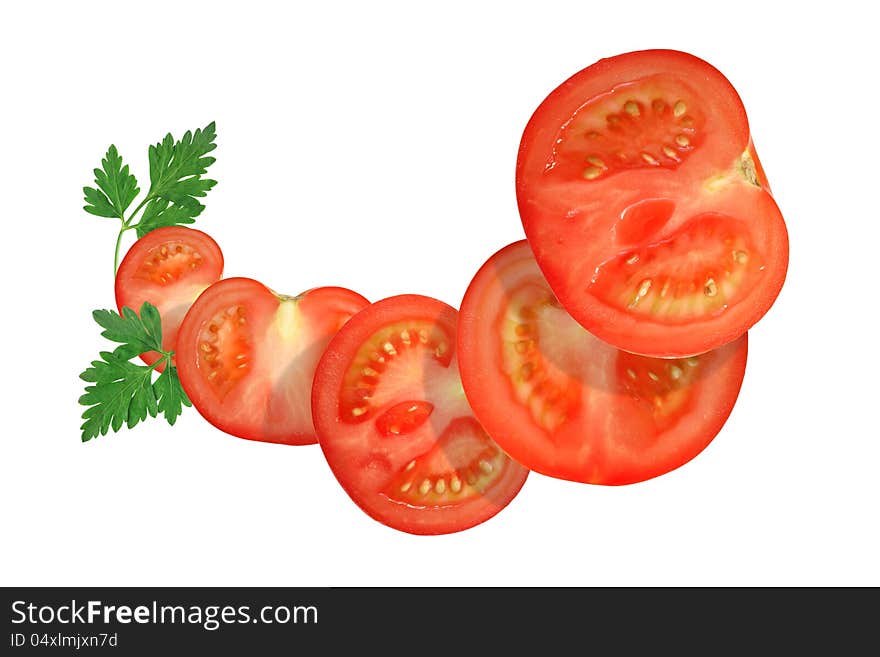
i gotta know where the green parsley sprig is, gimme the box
[79,302,191,441]
[83,122,218,276]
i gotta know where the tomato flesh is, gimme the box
[590,213,763,324]
[115,226,223,370]
[458,241,748,485]
[312,295,529,535]
[176,277,369,445]
[383,417,508,505]
[517,49,788,357]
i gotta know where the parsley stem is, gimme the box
[112,195,154,277]
[113,225,127,277]
[128,195,151,222]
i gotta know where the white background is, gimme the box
[1,0,877,586]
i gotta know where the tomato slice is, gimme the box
[176,277,369,445]
[517,49,788,357]
[458,241,747,485]
[312,295,529,534]
[115,226,224,370]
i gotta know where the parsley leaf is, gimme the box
[79,353,158,438]
[79,302,190,442]
[135,197,200,238]
[83,123,218,275]
[154,366,191,426]
[92,304,162,354]
[83,145,140,220]
[148,122,218,200]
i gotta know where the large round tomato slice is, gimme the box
[115,226,223,370]
[176,277,369,445]
[312,295,529,534]
[517,49,788,357]
[458,241,747,485]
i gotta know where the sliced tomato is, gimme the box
[312,295,529,534]
[517,49,788,357]
[115,226,223,370]
[458,241,747,485]
[176,277,369,445]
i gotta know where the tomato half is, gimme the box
[115,226,224,370]
[312,295,529,534]
[517,49,788,357]
[176,277,369,445]
[458,241,747,485]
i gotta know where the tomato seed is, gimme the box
[663,146,679,160]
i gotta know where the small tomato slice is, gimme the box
[115,226,223,370]
[176,277,369,445]
[458,241,747,485]
[312,295,529,535]
[517,49,788,357]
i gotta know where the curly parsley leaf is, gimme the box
[83,145,140,220]
[79,302,189,442]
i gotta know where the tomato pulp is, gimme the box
[176,277,369,445]
[312,295,529,534]
[517,49,788,357]
[458,241,747,485]
[115,226,224,370]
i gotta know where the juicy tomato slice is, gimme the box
[115,226,224,370]
[458,241,747,485]
[176,277,369,445]
[312,295,529,535]
[517,49,788,357]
